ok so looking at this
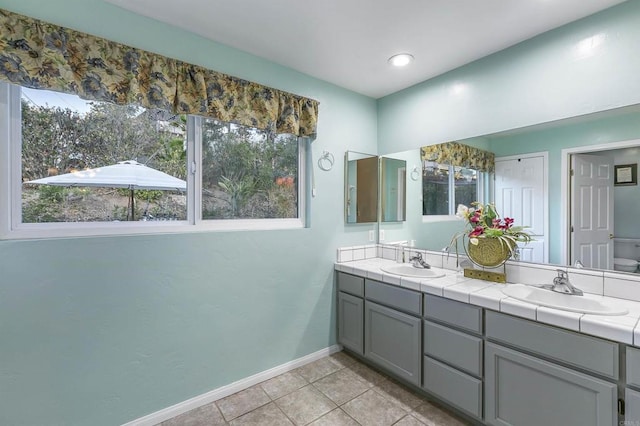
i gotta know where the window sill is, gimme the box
[2,218,305,240]
[421,215,460,223]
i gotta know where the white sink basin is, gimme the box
[380,264,446,279]
[502,284,628,316]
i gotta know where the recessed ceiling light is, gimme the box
[388,53,414,67]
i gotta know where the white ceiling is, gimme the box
[105,0,627,99]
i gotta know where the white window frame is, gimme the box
[0,83,306,239]
[421,163,486,223]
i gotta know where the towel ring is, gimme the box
[318,151,334,171]
[410,166,420,181]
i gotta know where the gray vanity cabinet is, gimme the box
[485,311,619,426]
[485,342,617,426]
[337,272,364,355]
[338,292,364,355]
[364,279,422,386]
[422,295,483,419]
[625,347,640,423]
[626,388,640,423]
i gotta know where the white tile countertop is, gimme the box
[335,257,640,347]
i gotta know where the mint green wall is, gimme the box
[377,0,640,155]
[489,110,640,263]
[612,147,640,240]
[4,0,640,424]
[0,2,377,425]
[376,0,640,263]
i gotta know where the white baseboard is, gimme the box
[121,344,342,426]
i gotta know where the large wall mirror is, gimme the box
[379,103,640,277]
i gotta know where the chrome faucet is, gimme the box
[548,269,583,296]
[409,252,431,269]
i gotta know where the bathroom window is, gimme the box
[199,117,300,221]
[0,83,307,239]
[422,161,483,216]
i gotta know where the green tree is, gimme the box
[201,119,298,219]
[21,99,85,180]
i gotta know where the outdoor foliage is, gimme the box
[201,118,298,220]
[21,98,187,222]
[20,95,298,223]
[422,163,477,215]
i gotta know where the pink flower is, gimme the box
[469,226,484,237]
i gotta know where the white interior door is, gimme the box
[495,154,547,263]
[570,153,614,270]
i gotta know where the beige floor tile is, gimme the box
[394,414,427,425]
[328,351,358,368]
[307,408,360,426]
[342,389,407,426]
[159,355,471,426]
[347,361,388,387]
[260,371,308,400]
[228,402,293,426]
[313,368,370,405]
[160,402,227,426]
[294,357,343,383]
[373,377,425,411]
[216,385,271,421]
[411,402,470,426]
[275,384,337,425]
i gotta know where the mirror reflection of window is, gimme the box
[422,161,479,216]
[422,161,451,215]
[454,166,478,210]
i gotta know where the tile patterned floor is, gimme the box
[159,351,470,426]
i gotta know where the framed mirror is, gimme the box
[345,151,378,223]
[380,157,407,222]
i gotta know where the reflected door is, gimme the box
[356,156,379,223]
[570,153,614,270]
[495,154,547,263]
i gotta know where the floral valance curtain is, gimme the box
[0,9,319,137]
[421,142,495,173]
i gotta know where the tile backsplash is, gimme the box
[336,244,379,263]
[336,244,640,303]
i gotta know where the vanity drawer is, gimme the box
[424,320,482,377]
[486,311,619,379]
[365,279,421,316]
[337,272,364,297]
[423,355,482,419]
[627,346,640,387]
[424,294,482,334]
[626,388,640,423]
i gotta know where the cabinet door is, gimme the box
[365,301,421,386]
[338,292,364,355]
[485,342,617,426]
[626,388,640,424]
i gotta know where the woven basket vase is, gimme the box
[466,237,515,268]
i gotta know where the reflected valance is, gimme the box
[0,9,319,137]
[421,142,495,173]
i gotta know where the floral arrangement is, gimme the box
[452,202,532,253]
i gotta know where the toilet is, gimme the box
[614,239,640,273]
[613,257,639,273]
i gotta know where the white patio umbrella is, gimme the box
[26,160,187,221]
